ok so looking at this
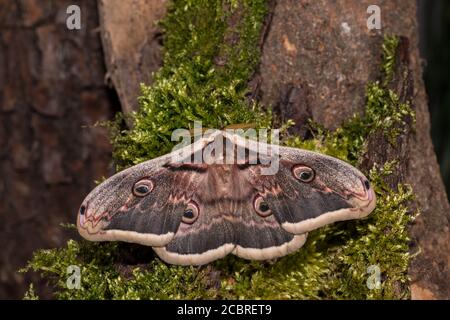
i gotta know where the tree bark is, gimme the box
[0,0,119,299]
[98,0,167,115]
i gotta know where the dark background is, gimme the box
[419,0,450,200]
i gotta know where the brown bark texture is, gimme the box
[97,0,167,115]
[0,1,118,299]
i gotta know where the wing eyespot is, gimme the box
[132,179,154,197]
[292,165,315,183]
[182,201,199,224]
[253,195,272,217]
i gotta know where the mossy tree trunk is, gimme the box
[99,0,450,299]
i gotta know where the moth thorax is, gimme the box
[202,137,268,165]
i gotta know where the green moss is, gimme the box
[23,0,417,299]
[23,284,38,300]
[381,35,400,85]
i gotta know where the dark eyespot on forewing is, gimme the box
[292,165,315,182]
[132,178,154,197]
[136,186,149,194]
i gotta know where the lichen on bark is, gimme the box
[22,0,417,299]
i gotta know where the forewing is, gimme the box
[77,158,205,247]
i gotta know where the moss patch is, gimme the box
[22,1,416,300]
